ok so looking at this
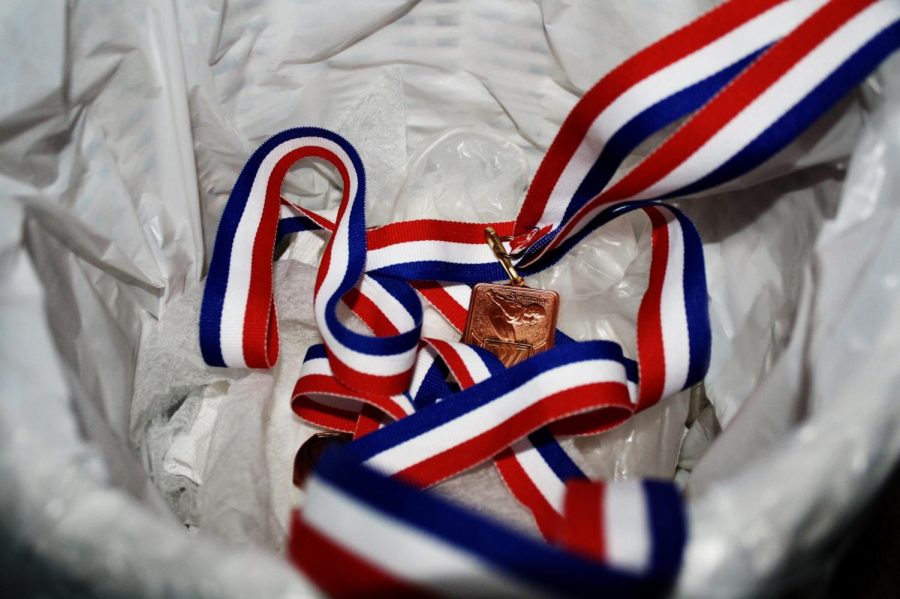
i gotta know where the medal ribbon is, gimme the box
[199,0,900,596]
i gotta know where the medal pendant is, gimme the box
[463,282,559,367]
[462,227,560,367]
[293,432,352,488]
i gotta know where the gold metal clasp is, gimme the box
[485,227,525,286]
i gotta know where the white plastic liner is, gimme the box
[1,1,898,596]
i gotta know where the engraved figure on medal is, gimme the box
[486,289,546,337]
[464,283,559,367]
[462,227,559,367]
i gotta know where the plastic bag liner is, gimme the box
[2,1,900,596]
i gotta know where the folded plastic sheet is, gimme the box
[1,0,898,596]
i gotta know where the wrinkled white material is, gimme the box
[163,387,221,486]
[1,0,899,596]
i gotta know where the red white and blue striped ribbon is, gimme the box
[199,0,900,595]
[514,0,900,268]
[289,449,684,598]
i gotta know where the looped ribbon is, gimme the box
[200,0,900,595]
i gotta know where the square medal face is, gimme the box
[462,283,559,367]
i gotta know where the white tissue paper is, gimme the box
[2,1,899,597]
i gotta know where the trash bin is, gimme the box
[2,1,900,596]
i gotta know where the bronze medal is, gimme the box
[293,432,353,488]
[462,228,559,367]
[463,283,558,367]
